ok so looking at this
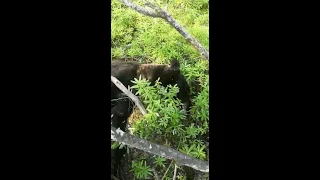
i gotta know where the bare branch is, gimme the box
[111,76,147,115]
[111,126,209,172]
[119,0,163,18]
[118,0,209,60]
[173,164,178,180]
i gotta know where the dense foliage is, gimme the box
[111,0,209,179]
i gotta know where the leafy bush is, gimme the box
[130,160,153,179]
[130,78,208,178]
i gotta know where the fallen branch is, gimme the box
[118,0,209,60]
[111,126,209,172]
[111,76,147,115]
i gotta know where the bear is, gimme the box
[111,59,191,119]
[111,93,133,177]
[111,93,133,130]
[110,59,191,179]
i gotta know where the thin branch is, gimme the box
[161,160,173,180]
[111,126,209,172]
[118,0,209,60]
[173,164,178,180]
[111,96,130,101]
[111,76,147,115]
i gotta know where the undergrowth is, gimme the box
[112,0,209,179]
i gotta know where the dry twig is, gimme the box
[111,76,147,115]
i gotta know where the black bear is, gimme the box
[111,59,191,179]
[111,59,191,119]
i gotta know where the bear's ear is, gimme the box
[164,59,180,75]
[170,59,180,69]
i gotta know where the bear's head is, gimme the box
[136,59,180,84]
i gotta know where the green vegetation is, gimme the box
[112,0,209,179]
[111,0,208,63]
